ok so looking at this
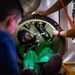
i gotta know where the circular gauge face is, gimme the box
[13,15,57,46]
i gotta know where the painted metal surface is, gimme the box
[63,44,75,62]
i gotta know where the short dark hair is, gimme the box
[20,68,36,75]
[0,0,23,21]
[17,30,29,44]
[40,63,61,75]
[40,54,62,75]
[40,63,54,75]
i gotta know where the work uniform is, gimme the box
[23,41,55,75]
[0,30,19,74]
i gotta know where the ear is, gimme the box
[6,15,16,27]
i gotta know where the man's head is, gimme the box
[0,0,23,35]
[20,68,36,75]
[40,54,62,75]
[17,30,32,44]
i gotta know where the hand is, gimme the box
[34,10,46,16]
[52,30,59,37]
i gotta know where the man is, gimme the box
[17,30,36,57]
[17,30,33,44]
[0,0,23,74]
[17,30,62,75]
